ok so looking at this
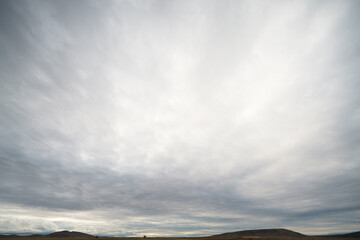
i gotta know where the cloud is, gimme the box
[1,0,360,236]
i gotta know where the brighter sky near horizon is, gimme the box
[1,0,360,237]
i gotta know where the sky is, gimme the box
[0,0,360,237]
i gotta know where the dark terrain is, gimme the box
[0,231,94,239]
[46,231,94,238]
[210,228,305,238]
[0,229,359,240]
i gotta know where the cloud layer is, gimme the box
[1,0,360,236]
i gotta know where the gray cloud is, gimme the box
[1,0,360,236]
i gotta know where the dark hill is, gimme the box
[46,231,94,238]
[0,231,94,238]
[340,231,360,238]
[320,231,360,238]
[210,228,306,238]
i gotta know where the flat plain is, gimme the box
[1,237,360,240]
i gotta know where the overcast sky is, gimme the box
[1,0,360,237]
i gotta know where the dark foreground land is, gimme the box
[1,229,359,240]
[1,237,360,240]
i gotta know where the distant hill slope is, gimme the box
[320,231,360,238]
[340,231,360,238]
[0,235,20,238]
[0,231,95,238]
[210,228,306,238]
[46,231,94,238]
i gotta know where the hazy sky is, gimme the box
[1,0,360,237]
